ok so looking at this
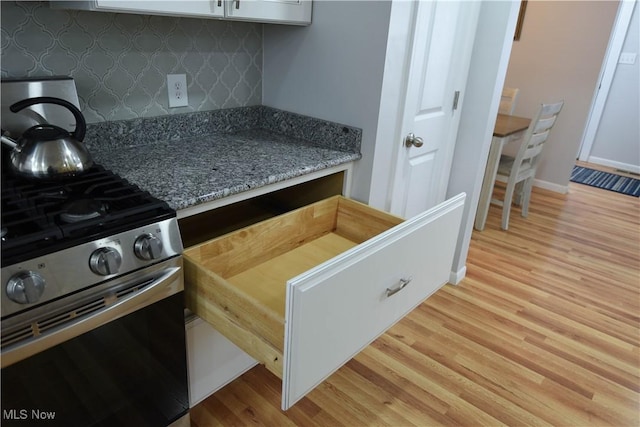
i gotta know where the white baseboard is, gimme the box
[586,156,640,175]
[449,266,466,285]
[533,179,569,194]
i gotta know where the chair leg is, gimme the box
[521,178,534,217]
[501,180,517,230]
[514,181,524,205]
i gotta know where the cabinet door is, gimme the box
[225,0,311,25]
[186,316,256,407]
[95,0,224,18]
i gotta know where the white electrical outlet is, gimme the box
[619,52,637,65]
[167,74,188,108]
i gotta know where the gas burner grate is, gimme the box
[59,199,108,223]
[1,164,175,266]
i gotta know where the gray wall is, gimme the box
[1,1,262,123]
[591,3,639,170]
[262,1,391,203]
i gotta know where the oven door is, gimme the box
[1,257,189,427]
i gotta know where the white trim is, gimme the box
[448,0,521,278]
[533,179,569,194]
[586,156,640,175]
[578,0,636,161]
[449,266,466,285]
[368,0,417,211]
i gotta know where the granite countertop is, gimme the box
[86,106,362,212]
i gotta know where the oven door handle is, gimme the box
[1,264,183,368]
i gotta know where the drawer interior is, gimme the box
[227,233,358,316]
[178,172,345,248]
[183,196,403,377]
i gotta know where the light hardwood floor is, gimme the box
[191,182,640,427]
[575,160,640,180]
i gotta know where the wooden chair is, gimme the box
[499,87,520,115]
[491,100,564,230]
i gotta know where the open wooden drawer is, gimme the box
[184,193,465,410]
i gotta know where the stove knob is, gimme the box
[134,233,163,260]
[6,271,46,304]
[90,247,122,276]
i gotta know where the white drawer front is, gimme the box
[282,193,465,409]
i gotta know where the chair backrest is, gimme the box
[512,100,564,177]
[499,87,520,115]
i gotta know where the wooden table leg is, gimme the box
[474,136,506,231]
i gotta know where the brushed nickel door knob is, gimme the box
[405,133,424,148]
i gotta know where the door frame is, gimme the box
[368,0,418,212]
[577,0,636,162]
[369,1,521,284]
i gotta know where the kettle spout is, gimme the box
[1,131,17,149]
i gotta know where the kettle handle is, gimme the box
[9,96,87,142]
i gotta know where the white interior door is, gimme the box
[390,1,480,218]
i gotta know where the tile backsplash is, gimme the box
[0,1,262,123]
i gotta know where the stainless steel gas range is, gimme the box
[0,77,190,427]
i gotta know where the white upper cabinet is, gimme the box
[52,1,224,18]
[95,1,223,18]
[225,0,311,25]
[51,0,311,25]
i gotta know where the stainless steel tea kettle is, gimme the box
[1,96,93,179]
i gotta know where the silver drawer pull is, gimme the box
[386,277,412,298]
